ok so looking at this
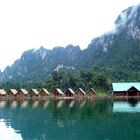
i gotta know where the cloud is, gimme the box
[115,4,139,30]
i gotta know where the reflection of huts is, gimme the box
[87,88,96,98]
[80,100,86,108]
[7,89,17,98]
[32,100,39,108]
[17,89,28,98]
[39,88,50,97]
[69,100,75,108]
[42,100,50,108]
[57,100,64,108]
[20,100,28,108]
[29,89,39,98]
[0,89,6,97]
[64,88,75,97]
[52,88,64,97]
[112,83,140,97]
[10,101,18,108]
[75,88,86,97]
[0,101,6,108]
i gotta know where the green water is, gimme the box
[0,98,140,140]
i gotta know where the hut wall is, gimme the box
[88,91,96,97]
[40,91,48,97]
[7,91,16,98]
[30,91,38,98]
[114,92,127,96]
[17,91,26,98]
[137,92,140,96]
[128,91,138,96]
[65,91,73,97]
[53,91,62,97]
[76,91,84,97]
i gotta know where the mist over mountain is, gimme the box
[79,4,140,78]
[0,4,140,83]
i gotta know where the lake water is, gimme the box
[0,98,140,140]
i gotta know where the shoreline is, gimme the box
[0,95,140,101]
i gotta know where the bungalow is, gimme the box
[112,83,140,96]
[64,88,75,97]
[0,89,6,97]
[17,89,28,98]
[39,88,50,97]
[87,88,96,98]
[7,89,17,98]
[75,88,86,98]
[52,88,64,97]
[29,89,39,98]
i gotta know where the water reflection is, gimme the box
[42,100,50,109]
[113,98,140,113]
[0,99,111,109]
[1,99,140,140]
[0,101,6,108]
[31,100,39,108]
[128,98,138,107]
[69,100,75,108]
[10,101,18,108]
[20,100,28,108]
[57,100,64,108]
[0,119,23,140]
[2,98,140,114]
[79,100,86,108]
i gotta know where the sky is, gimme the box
[0,0,140,71]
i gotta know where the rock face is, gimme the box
[0,45,81,82]
[80,4,140,68]
[0,4,140,82]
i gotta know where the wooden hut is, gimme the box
[39,88,50,97]
[0,89,6,97]
[64,88,75,97]
[87,88,96,98]
[127,86,140,96]
[75,88,86,98]
[7,89,17,98]
[52,88,64,98]
[112,83,140,97]
[17,89,28,98]
[29,89,39,98]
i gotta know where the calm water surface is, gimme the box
[0,98,140,140]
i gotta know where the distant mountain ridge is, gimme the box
[1,45,81,82]
[79,4,140,74]
[0,3,140,83]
